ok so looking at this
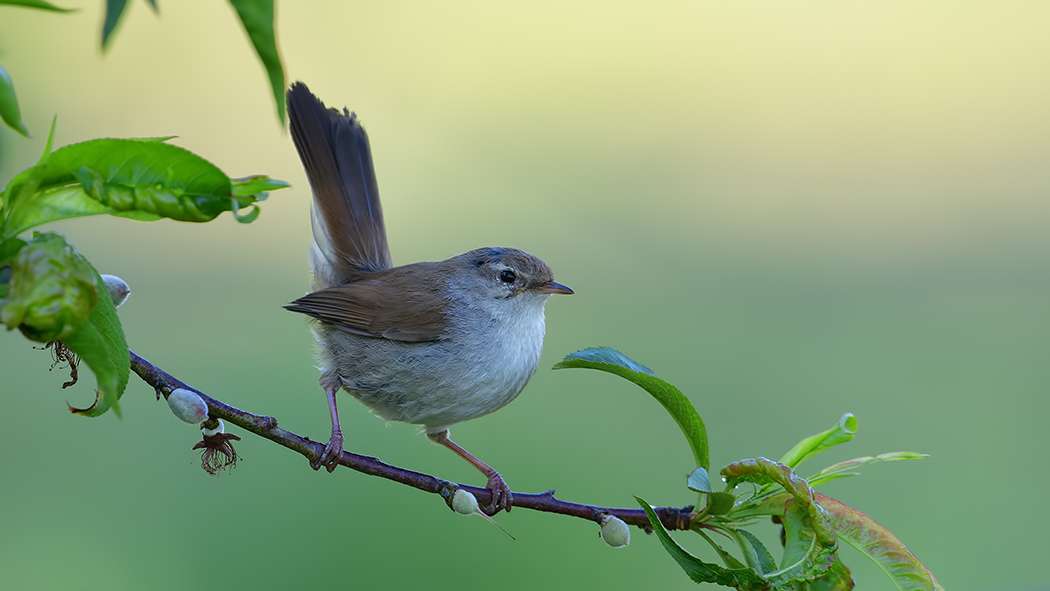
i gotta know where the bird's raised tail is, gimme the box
[287,82,392,288]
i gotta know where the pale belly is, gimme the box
[318,304,546,433]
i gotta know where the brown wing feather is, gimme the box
[284,263,449,342]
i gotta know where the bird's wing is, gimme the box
[285,279,447,343]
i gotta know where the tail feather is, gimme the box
[287,82,391,288]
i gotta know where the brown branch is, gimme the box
[129,350,694,532]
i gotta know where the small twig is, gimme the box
[128,349,693,532]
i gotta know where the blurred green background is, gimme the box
[2,2,1047,589]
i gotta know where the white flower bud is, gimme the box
[452,489,479,515]
[599,515,630,548]
[201,419,225,437]
[167,388,208,424]
[100,274,130,308]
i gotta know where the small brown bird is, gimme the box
[285,82,572,513]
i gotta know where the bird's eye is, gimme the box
[499,270,517,284]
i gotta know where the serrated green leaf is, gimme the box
[705,492,737,516]
[1,232,98,342]
[687,467,736,515]
[696,529,749,570]
[1,138,286,234]
[0,0,72,11]
[779,413,858,470]
[721,458,836,559]
[635,496,769,590]
[56,140,232,217]
[799,557,854,591]
[733,528,777,575]
[101,0,128,49]
[774,499,837,586]
[726,492,792,522]
[6,185,116,231]
[815,493,943,591]
[228,0,286,124]
[0,64,29,137]
[688,466,712,492]
[808,452,929,488]
[64,270,129,417]
[556,347,708,470]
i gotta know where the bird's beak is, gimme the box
[530,281,574,295]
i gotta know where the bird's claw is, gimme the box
[311,428,343,473]
[483,471,513,515]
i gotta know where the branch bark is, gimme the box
[129,350,694,533]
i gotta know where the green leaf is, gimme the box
[774,499,837,586]
[231,174,288,197]
[687,466,736,516]
[696,529,749,570]
[705,492,737,516]
[230,175,287,224]
[101,0,128,49]
[0,267,9,300]
[0,237,28,265]
[721,457,838,587]
[808,452,929,488]
[555,347,709,470]
[228,0,286,124]
[687,465,712,492]
[63,270,129,417]
[815,493,943,591]
[1,232,98,342]
[800,557,854,591]
[0,238,27,299]
[0,64,29,137]
[778,413,858,470]
[0,0,72,11]
[733,528,777,575]
[1,138,285,235]
[635,496,769,590]
[5,185,115,232]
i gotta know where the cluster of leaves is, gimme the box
[0,123,287,415]
[555,347,943,591]
[1,0,288,415]
[0,0,285,138]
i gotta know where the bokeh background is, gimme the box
[2,2,1047,589]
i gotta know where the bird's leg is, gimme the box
[428,429,512,514]
[311,385,344,472]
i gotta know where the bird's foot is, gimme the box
[311,428,343,473]
[483,471,513,515]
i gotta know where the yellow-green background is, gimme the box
[2,2,1046,589]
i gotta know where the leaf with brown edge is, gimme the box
[815,493,943,591]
